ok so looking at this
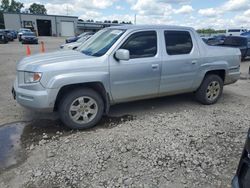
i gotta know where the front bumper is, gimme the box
[22,39,38,44]
[13,80,57,112]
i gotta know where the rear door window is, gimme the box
[164,31,193,55]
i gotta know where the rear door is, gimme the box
[159,30,200,95]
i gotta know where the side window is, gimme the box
[120,31,157,59]
[164,31,193,55]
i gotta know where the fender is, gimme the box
[193,60,228,89]
[45,71,110,91]
[46,72,112,113]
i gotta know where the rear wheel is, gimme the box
[195,74,223,105]
[59,88,104,129]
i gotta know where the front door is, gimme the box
[109,30,161,103]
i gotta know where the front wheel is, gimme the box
[195,74,223,105]
[59,88,104,129]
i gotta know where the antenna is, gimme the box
[134,14,137,25]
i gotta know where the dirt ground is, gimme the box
[0,37,250,188]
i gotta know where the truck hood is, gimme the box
[17,50,99,72]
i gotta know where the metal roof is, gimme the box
[3,12,78,18]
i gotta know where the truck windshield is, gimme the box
[77,29,125,57]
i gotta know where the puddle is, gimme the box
[0,115,134,172]
[0,122,26,172]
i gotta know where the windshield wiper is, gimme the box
[81,50,93,56]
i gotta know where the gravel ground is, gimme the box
[0,37,250,188]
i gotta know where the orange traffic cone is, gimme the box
[40,41,45,53]
[26,45,31,56]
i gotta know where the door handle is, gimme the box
[191,60,198,65]
[152,64,159,69]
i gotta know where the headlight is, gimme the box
[24,72,42,83]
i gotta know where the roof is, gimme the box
[3,12,78,18]
[109,24,194,31]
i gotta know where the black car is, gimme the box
[0,29,13,41]
[21,32,38,44]
[232,128,250,188]
[4,29,15,41]
[65,32,95,43]
[220,36,250,61]
[241,31,250,38]
[0,30,8,44]
[9,30,17,39]
[206,35,226,46]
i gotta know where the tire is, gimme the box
[195,74,223,105]
[59,88,104,129]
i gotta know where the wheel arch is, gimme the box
[54,82,110,114]
[204,69,226,81]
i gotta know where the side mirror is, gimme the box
[115,49,130,61]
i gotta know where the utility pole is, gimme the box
[134,14,136,25]
[66,5,69,15]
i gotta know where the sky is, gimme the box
[17,0,250,29]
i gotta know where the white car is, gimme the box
[226,28,248,36]
[60,34,93,50]
[18,28,32,41]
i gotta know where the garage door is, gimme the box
[61,21,74,37]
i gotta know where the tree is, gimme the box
[9,0,23,12]
[0,0,23,13]
[197,28,226,35]
[29,3,46,14]
[112,20,118,23]
[0,0,10,11]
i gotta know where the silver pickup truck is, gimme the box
[13,25,241,129]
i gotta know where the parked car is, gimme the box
[5,29,17,40]
[9,30,18,39]
[219,36,250,61]
[65,32,95,43]
[0,30,8,44]
[232,128,250,188]
[0,29,14,41]
[226,29,248,36]
[12,25,241,130]
[60,33,93,50]
[18,28,32,41]
[206,35,226,46]
[241,31,250,37]
[21,32,38,44]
